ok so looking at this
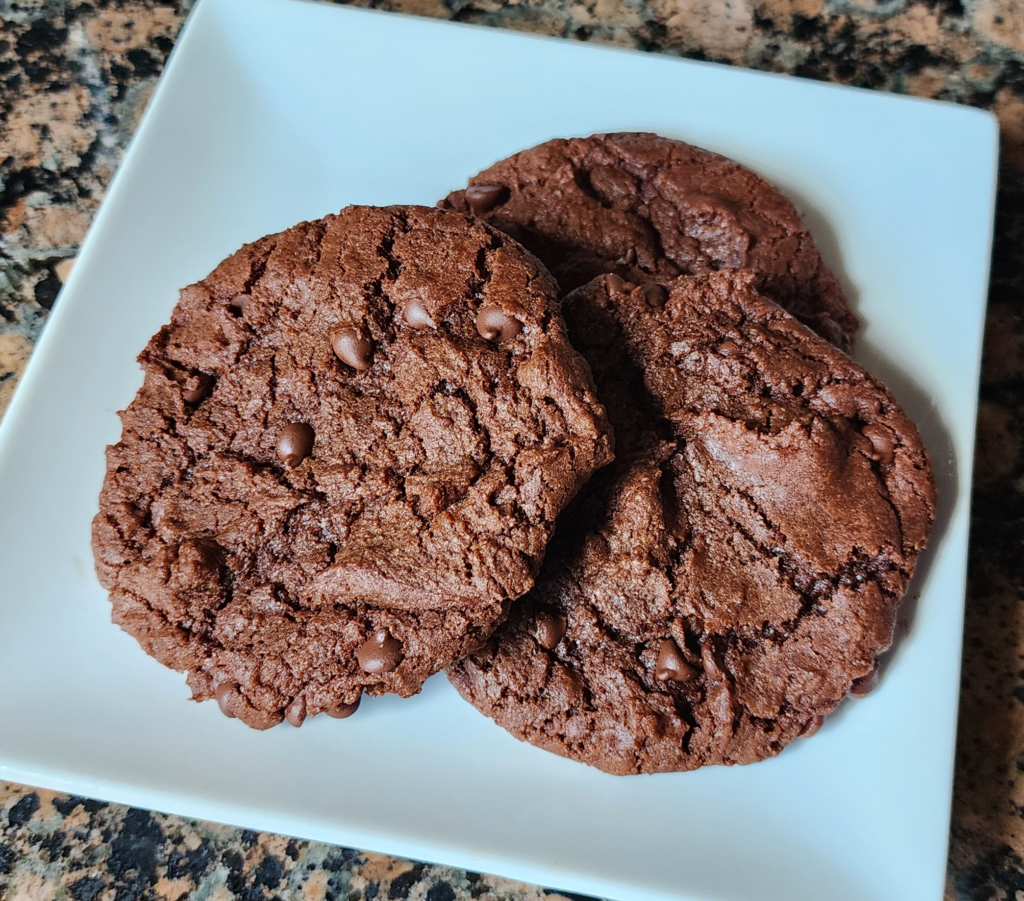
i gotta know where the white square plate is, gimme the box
[0,1,997,899]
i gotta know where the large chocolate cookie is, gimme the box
[93,205,613,729]
[448,271,934,774]
[441,133,858,350]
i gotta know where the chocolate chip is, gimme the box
[465,184,509,216]
[284,696,306,727]
[718,340,741,356]
[800,714,825,738]
[229,293,251,315]
[214,681,239,718]
[326,696,361,719]
[181,373,214,404]
[535,611,567,650]
[654,638,697,682]
[277,422,315,468]
[605,274,634,294]
[357,630,403,674]
[333,328,374,371]
[477,305,522,343]
[642,283,669,307]
[862,424,895,465]
[405,297,436,330]
[848,660,880,698]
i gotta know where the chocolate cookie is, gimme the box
[441,133,857,350]
[92,205,613,729]
[448,271,934,774]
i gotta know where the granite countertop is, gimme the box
[1,0,1022,898]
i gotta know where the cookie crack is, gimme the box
[239,237,277,297]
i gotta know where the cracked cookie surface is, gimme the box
[448,271,934,775]
[92,205,613,730]
[441,132,857,350]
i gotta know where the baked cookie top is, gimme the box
[92,205,613,729]
[441,132,858,350]
[448,271,934,774]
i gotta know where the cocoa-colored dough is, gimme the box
[441,133,858,349]
[448,271,934,775]
[92,205,613,729]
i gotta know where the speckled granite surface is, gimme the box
[1,0,1022,899]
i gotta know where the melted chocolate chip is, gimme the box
[605,274,634,294]
[862,424,895,465]
[326,696,361,719]
[214,681,239,718]
[642,283,669,307]
[277,422,315,468]
[333,328,374,371]
[357,630,404,674]
[181,373,214,404]
[405,296,436,330]
[800,714,825,738]
[477,305,522,343]
[465,184,510,216]
[284,696,306,727]
[654,638,697,682]
[535,611,567,650]
[848,660,880,698]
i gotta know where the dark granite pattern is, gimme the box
[1,0,1023,898]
